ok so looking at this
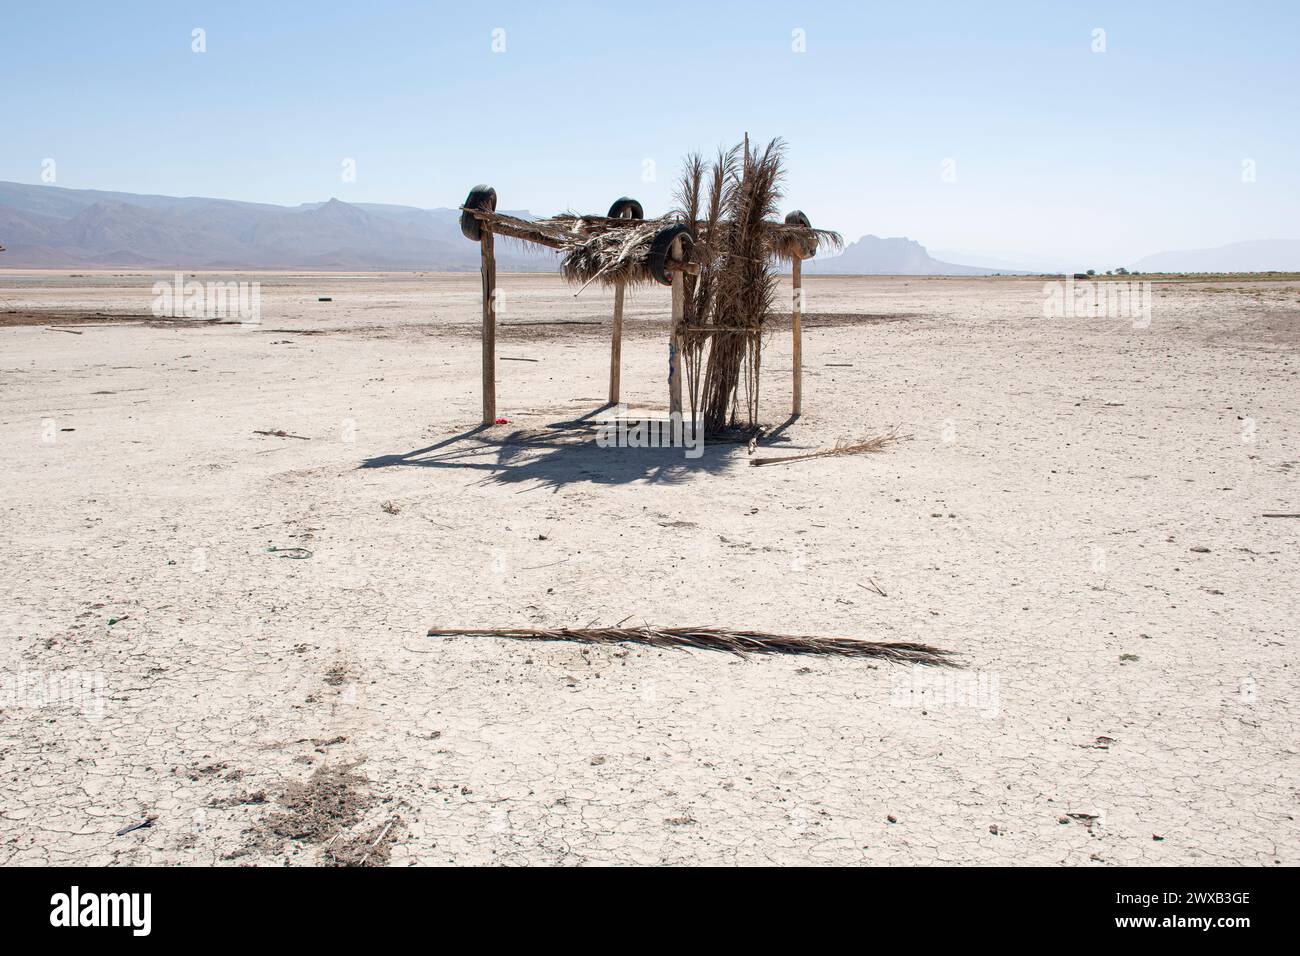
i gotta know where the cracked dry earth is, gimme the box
[1,271,1297,866]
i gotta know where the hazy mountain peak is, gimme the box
[1132,238,1300,273]
[808,234,1026,276]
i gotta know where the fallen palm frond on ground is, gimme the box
[427,625,958,666]
[750,430,902,466]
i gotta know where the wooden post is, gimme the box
[480,225,497,424]
[791,257,803,417]
[669,267,685,417]
[608,281,624,405]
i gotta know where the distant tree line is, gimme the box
[1080,268,1139,277]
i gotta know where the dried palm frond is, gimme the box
[673,153,707,230]
[456,208,671,287]
[769,222,843,262]
[427,625,958,666]
[692,137,787,431]
[557,215,674,288]
[750,430,902,466]
[674,152,708,422]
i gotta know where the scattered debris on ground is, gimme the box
[324,815,404,867]
[266,546,313,559]
[208,790,268,809]
[247,763,373,857]
[324,662,355,686]
[114,815,157,836]
[254,429,310,440]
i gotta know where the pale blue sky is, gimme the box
[3,1,1297,265]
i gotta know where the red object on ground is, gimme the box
[495,418,509,425]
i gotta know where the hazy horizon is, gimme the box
[4,1,1299,268]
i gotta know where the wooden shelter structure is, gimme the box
[459,137,840,434]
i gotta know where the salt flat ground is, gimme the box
[0,270,1296,866]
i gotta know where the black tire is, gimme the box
[607,197,644,220]
[785,209,817,258]
[460,185,497,241]
[647,224,693,286]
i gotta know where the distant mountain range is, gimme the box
[809,236,1300,276]
[1130,238,1300,274]
[0,181,555,271]
[1,181,1296,275]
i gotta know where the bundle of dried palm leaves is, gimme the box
[427,624,957,666]
[675,137,841,432]
[460,209,672,286]
[556,215,672,287]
